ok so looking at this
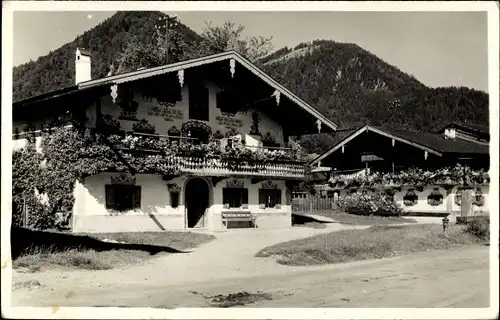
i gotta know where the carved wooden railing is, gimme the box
[110,132,307,178]
[168,155,306,178]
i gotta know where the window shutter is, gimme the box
[276,190,282,205]
[242,189,249,206]
[258,190,266,206]
[105,185,115,209]
[134,186,142,209]
[170,191,179,208]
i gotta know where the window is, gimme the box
[427,188,444,206]
[474,188,485,206]
[223,188,248,208]
[384,189,396,202]
[189,83,209,121]
[105,185,141,211]
[403,189,418,206]
[259,189,282,208]
[170,191,180,208]
[189,128,210,145]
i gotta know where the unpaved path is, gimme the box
[12,245,489,308]
[11,224,365,301]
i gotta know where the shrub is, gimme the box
[334,192,405,216]
[464,216,490,241]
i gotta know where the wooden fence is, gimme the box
[291,194,337,213]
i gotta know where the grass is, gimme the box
[86,231,215,250]
[302,211,418,226]
[256,224,487,266]
[332,213,418,225]
[13,231,215,271]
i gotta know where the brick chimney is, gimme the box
[75,48,91,85]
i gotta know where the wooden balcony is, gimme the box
[164,155,306,179]
[109,132,307,179]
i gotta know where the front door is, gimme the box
[185,178,209,228]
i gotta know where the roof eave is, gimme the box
[310,125,447,166]
[13,50,337,132]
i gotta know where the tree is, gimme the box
[116,20,275,73]
[192,21,274,62]
[116,25,192,74]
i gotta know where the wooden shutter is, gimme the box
[275,190,282,205]
[134,186,142,209]
[258,189,266,207]
[105,185,115,209]
[222,188,229,206]
[189,83,209,121]
[170,191,179,208]
[241,188,249,207]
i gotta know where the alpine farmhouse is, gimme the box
[12,48,337,233]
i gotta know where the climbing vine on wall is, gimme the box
[12,126,182,230]
[12,137,55,229]
[13,125,307,230]
[328,165,490,190]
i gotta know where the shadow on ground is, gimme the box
[11,226,189,259]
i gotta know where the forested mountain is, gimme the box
[258,40,489,153]
[13,11,200,101]
[13,12,489,154]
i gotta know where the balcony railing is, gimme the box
[109,132,307,179]
[166,155,306,178]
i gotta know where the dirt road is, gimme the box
[12,245,490,308]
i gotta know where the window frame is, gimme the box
[222,187,249,209]
[259,188,282,209]
[188,82,209,121]
[105,184,142,211]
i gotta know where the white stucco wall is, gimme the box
[72,173,292,233]
[210,178,291,230]
[393,185,489,214]
[87,82,285,146]
[335,184,490,216]
[12,136,44,152]
[73,173,187,232]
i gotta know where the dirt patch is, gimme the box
[190,290,273,308]
[13,280,42,291]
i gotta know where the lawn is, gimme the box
[293,212,417,226]
[13,231,215,272]
[327,212,417,225]
[256,223,488,266]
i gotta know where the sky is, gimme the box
[12,11,489,92]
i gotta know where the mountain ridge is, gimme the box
[12,11,489,153]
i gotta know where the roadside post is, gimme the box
[442,216,450,234]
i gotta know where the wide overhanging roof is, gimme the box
[14,51,337,133]
[311,125,490,165]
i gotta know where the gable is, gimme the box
[13,51,337,137]
[311,125,489,166]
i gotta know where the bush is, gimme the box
[464,216,490,241]
[334,192,405,216]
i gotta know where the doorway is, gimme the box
[185,178,210,228]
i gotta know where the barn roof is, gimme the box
[311,125,489,165]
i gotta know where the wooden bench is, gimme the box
[221,211,257,228]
